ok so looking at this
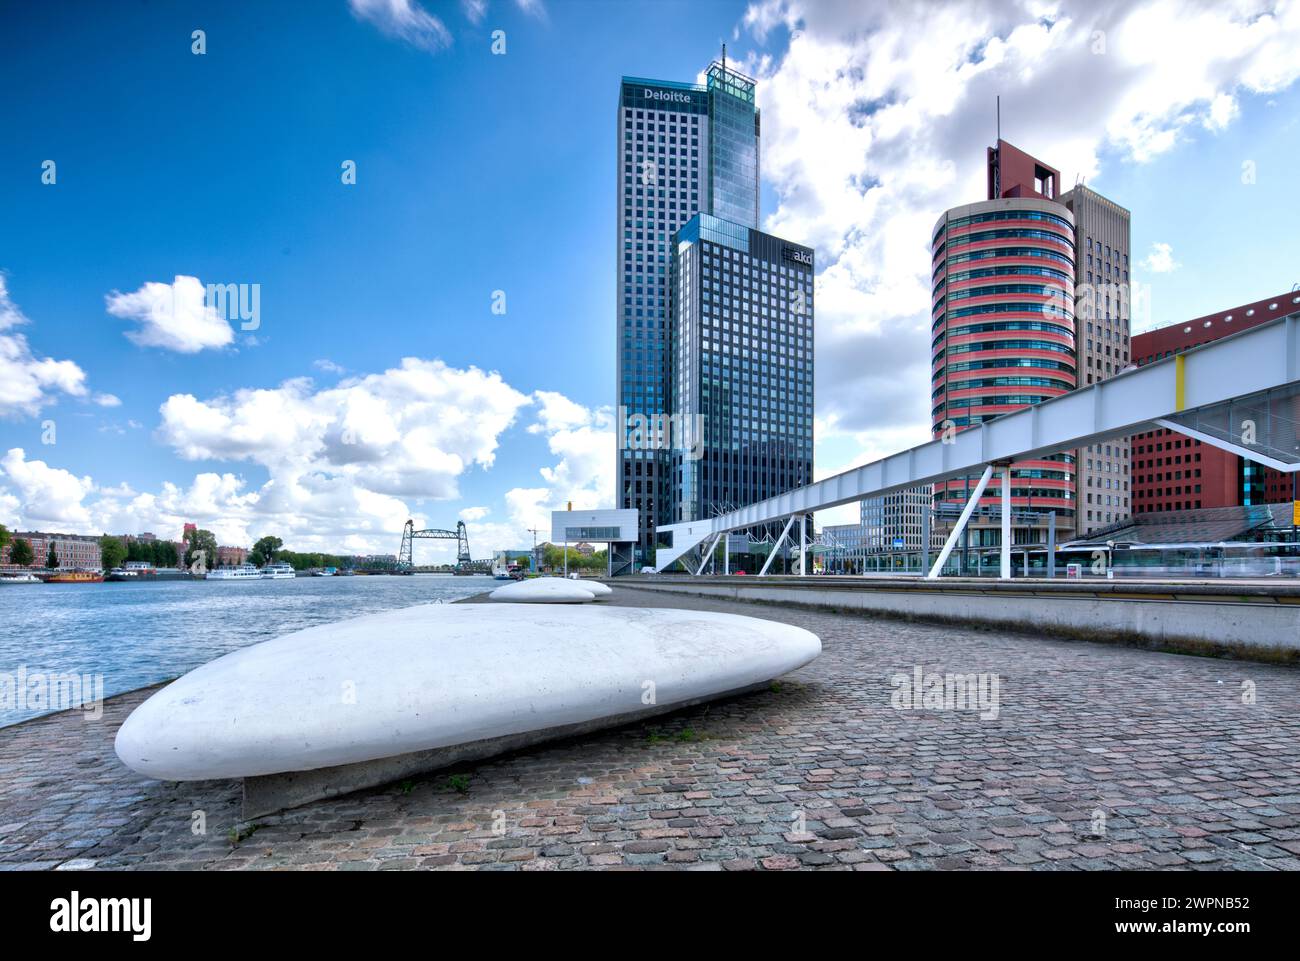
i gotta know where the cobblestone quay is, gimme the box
[3,587,1300,871]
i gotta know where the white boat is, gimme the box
[0,572,41,585]
[261,562,296,579]
[113,605,822,800]
[310,566,337,577]
[207,564,263,581]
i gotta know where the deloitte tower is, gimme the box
[616,59,813,560]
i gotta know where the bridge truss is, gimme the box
[398,519,476,571]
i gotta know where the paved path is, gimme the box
[3,588,1300,870]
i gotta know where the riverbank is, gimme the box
[3,586,1299,870]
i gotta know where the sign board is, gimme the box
[1293,500,1300,526]
[782,246,813,268]
[726,534,749,554]
[892,537,906,549]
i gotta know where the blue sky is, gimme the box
[2,0,1299,554]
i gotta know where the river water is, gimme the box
[0,574,494,728]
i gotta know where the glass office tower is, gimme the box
[669,214,814,527]
[616,63,760,556]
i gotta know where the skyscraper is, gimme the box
[1060,184,1132,534]
[669,214,814,526]
[615,60,762,556]
[929,140,1078,552]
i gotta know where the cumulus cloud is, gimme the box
[1139,241,1182,273]
[157,359,531,503]
[504,395,614,534]
[105,275,235,353]
[0,449,95,530]
[739,0,1300,459]
[0,276,90,418]
[0,374,608,562]
[349,0,453,51]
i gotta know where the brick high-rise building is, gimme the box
[1131,292,1300,514]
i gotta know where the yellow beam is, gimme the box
[1174,354,1186,411]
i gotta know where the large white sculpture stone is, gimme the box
[488,577,596,603]
[113,604,821,782]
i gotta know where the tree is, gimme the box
[0,524,9,553]
[184,528,218,572]
[46,542,60,569]
[249,535,283,568]
[100,535,127,571]
[9,537,33,567]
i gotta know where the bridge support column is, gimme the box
[1000,464,1011,581]
[927,464,993,580]
[799,515,806,576]
[759,516,796,577]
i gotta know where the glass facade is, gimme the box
[616,64,762,554]
[705,62,759,229]
[617,77,709,551]
[670,214,814,528]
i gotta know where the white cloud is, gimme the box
[0,372,609,561]
[349,0,453,51]
[0,276,90,418]
[514,0,547,19]
[739,0,1300,463]
[105,275,235,353]
[462,0,487,24]
[157,359,530,502]
[1139,241,1182,273]
[503,396,614,537]
[0,449,95,530]
[313,358,347,375]
[94,393,121,407]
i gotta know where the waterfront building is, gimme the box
[1060,184,1133,534]
[616,58,761,556]
[216,545,249,568]
[930,140,1077,551]
[0,531,102,570]
[668,213,814,527]
[1130,292,1300,515]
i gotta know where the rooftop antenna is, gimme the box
[722,42,726,76]
[996,95,1001,143]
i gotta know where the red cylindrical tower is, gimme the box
[930,197,1077,540]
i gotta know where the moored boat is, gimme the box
[207,564,263,581]
[46,570,104,584]
[261,562,296,579]
[0,572,42,585]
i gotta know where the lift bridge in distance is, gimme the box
[397,520,492,575]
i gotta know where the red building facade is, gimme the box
[930,141,1077,542]
[1131,292,1300,514]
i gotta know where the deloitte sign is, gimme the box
[626,81,705,110]
[643,87,693,104]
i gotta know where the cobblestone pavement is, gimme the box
[3,587,1300,871]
